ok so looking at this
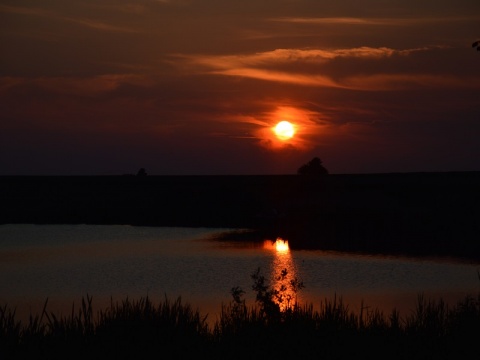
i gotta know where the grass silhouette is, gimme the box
[2,269,480,359]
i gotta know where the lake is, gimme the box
[1,224,479,324]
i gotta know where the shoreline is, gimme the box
[1,172,480,260]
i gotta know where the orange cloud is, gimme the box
[269,16,480,26]
[0,74,155,97]
[179,47,404,69]
[212,68,342,88]
[0,4,139,33]
[174,46,479,91]
[343,74,480,91]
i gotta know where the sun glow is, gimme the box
[263,238,290,253]
[273,120,295,140]
[249,105,325,150]
[275,238,289,253]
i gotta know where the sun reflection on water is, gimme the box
[263,238,302,311]
[275,238,289,253]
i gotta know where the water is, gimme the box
[1,224,479,322]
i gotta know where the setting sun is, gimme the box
[273,121,295,140]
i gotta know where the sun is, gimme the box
[273,120,295,140]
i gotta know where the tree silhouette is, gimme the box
[472,40,480,51]
[136,168,147,177]
[297,157,328,176]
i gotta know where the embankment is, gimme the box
[1,172,479,260]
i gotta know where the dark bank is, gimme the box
[1,172,479,260]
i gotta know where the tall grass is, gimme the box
[2,269,480,359]
[1,295,210,359]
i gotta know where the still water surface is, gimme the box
[1,224,479,322]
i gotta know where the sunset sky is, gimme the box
[1,0,479,175]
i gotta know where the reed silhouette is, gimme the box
[2,269,479,359]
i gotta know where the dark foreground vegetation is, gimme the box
[1,172,480,260]
[2,269,480,359]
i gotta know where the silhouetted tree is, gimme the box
[472,40,480,51]
[136,168,147,176]
[297,157,328,176]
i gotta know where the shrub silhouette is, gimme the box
[136,168,147,177]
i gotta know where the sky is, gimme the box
[1,0,479,175]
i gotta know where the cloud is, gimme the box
[0,74,155,97]
[173,46,478,90]
[211,68,342,88]
[269,16,480,26]
[65,17,140,33]
[0,4,139,33]
[178,47,405,69]
[343,73,480,91]
[0,4,52,17]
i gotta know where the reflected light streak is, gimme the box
[263,238,301,311]
[274,238,289,252]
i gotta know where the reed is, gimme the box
[1,269,480,359]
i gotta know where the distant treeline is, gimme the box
[1,172,480,260]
